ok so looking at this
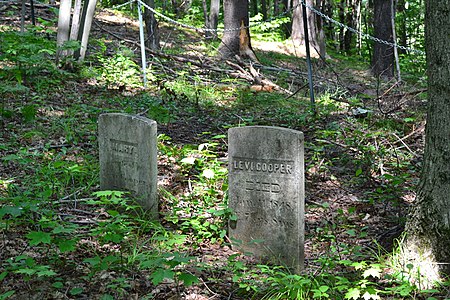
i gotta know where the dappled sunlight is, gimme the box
[1,0,441,298]
[38,108,65,118]
[396,237,443,290]
[253,40,322,58]
[0,179,14,196]
[96,9,140,28]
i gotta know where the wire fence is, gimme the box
[133,0,425,55]
[2,0,425,55]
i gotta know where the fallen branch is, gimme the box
[315,138,360,153]
[377,84,427,115]
[392,132,420,158]
[391,122,425,145]
[95,20,293,94]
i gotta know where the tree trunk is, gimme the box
[203,0,220,39]
[261,0,267,19]
[250,0,258,16]
[273,0,279,16]
[218,0,255,59]
[403,0,450,288]
[56,0,72,61]
[396,0,407,54]
[356,0,361,52]
[144,0,160,50]
[371,0,394,79]
[64,0,82,60]
[338,0,345,51]
[342,0,360,53]
[391,0,401,81]
[20,0,26,32]
[30,0,36,26]
[291,0,326,58]
[210,0,220,35]
[75,0,98,61]
[321,0,335,46]
[69,0,82,41]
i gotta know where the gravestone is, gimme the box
[228,126,305,272]
[98,113,158,217]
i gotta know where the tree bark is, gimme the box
[144,0,160,50]
[261,0,267,20]
[391,0,401,81]
[203,0,220,39]
[371,0,394,79]
[69,0,82,41]
[338,0,345,50]
[396,0,407,54]
[75,0,98,61]
[56,0,71,61]
[291,0,326,58]
[343,0,360,53]
[403,0,450,288]
[321,0,335,46]
[250,0,258,16]
[20,0,26,32]
[218,0,255,59]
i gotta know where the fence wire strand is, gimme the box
[4,0,424,55]
[135,0,425,55]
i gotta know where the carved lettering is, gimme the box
[286,164,292,174]
[239,196,293,211]
[124,177,148,186]
[110,139,137,157]
[232,157,294,175]
[271,183,281,193]
[245,180,281,194]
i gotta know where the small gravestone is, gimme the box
[98,113,158,217]
[228,126,305,272]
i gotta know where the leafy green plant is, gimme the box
[0,290,15,300]
[141,251,199,286]
[160,138,230,244]
[250,13,291,41]
[20,104,37,123]
[96,46,142,89]
[5,255,57,281]
[0,30,59,86]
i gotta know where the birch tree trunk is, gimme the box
[76,0,98,61]
[390,0,401,82]
[56,0,72,62]
[70,0,83,41]
[402,0,450,289]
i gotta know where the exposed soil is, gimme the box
[0,2,429,299]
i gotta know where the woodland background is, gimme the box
[1,0,448,299]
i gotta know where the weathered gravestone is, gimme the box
[228,126,305,272]
[98,113,158,217]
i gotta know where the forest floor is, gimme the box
[0,3,434,299]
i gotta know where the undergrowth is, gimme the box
[0,13,447,300]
